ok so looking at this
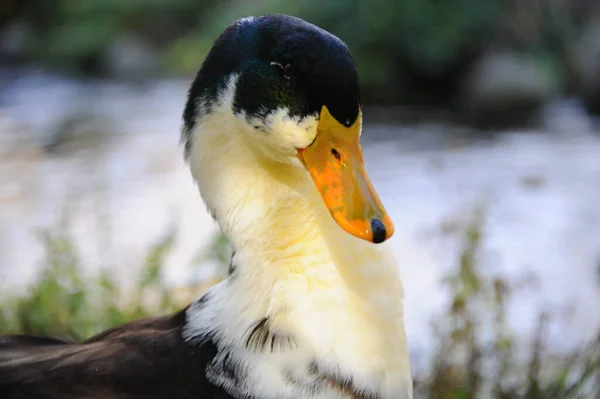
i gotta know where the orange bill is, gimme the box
[297,105,394,243]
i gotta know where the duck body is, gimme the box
[0,14,413,399]
[0,307,232,398]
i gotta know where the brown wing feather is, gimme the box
[0,306,234,398]
[0,335,75,364]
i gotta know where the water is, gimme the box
[1,70,599,367]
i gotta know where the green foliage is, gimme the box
[392,0,500,74]
[16,0,218,72]
[170,0,500,86]
[8,0,594,107]
[0,227,91,338]
[416,204,600,398]
[9,0,500,82]
[0,223,185,340]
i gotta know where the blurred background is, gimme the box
[0,0,599,397]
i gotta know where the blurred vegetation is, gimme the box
[415,204,600,398]
[0,208,597,398]
[0,221,184,339]
[2,0,600,115]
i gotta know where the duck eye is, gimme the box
[270,62,284,70]
[270,62,294,81]
[283,64,294,80]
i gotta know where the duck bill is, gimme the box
[297,106,394,244]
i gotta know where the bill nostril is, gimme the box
[331,148,341,161]
[371,218,387,244]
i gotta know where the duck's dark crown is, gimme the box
[182,14,361,151]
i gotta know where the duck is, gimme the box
[0,14,412,399]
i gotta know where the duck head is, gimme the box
[182,14,394,244]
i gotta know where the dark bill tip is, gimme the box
[371,218,387,244]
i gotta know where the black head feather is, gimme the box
[182,14,361,156]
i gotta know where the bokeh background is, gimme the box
[1,1,599,397]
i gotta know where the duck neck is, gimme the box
[184,111,412,397]
[188,109,398,292]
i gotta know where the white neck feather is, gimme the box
[182,88,412,398]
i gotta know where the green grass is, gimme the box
[0,222,185,340]
[0,206,598,398]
